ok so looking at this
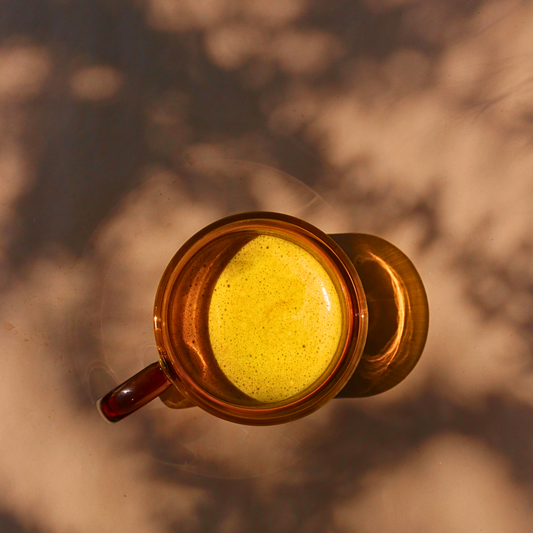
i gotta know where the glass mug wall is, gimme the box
[98,212,369,425]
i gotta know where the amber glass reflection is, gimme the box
[332,234,429,398]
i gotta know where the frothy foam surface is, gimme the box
[208,235,342,403]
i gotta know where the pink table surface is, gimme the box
[1,1,533,532]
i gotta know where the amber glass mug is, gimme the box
[98,212,368,425]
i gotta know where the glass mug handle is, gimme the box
[97,362,172,422]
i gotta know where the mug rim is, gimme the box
[153,212,368,425]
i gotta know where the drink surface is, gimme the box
[208,235,343,403]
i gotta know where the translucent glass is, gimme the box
[98,213,368,424]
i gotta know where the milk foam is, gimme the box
[208,235,342,403]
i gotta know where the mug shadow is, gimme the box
[333,233,429,398]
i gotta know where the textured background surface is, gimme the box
[1,0,533,531]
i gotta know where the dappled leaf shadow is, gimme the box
[2,0,533,531]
